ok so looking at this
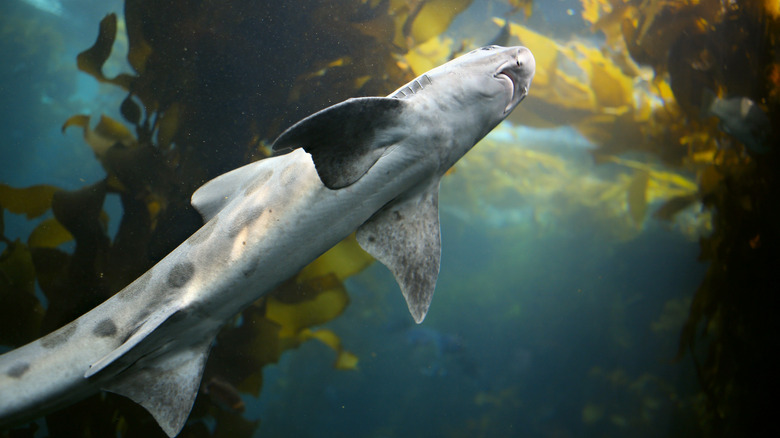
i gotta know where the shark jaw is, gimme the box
[495,46,535,114]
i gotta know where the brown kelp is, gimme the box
[584,2,780,436]
[493,0,778,435]
[0,0,473,436]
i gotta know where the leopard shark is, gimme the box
[0,45,535,437]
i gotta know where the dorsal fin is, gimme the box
[271,97,408,189]
[191,159,275,221]
[356,178,442,323]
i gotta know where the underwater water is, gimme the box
[2,0,778,437]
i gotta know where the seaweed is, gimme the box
[577,1,780,435]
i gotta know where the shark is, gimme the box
[0,45,535,437]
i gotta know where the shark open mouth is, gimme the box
[496,64,523,113]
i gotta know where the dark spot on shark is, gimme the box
[242,264,258,278]
[94,318,118,337]
[168,261,195,288]
[41,321,79,349]
[243,170,273,196]
[227,205,265,237]
[187,216,219,246]
[6,362,30,378]
[118,271,153,301]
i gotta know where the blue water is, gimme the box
[254,218,704,437]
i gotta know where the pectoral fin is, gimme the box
[271,97,408,189]
[356,180,441,323]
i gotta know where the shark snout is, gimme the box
[507,47,535,100]
[515,47,535,92]
[498,46,535,113]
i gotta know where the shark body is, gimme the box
[0,45,535,437]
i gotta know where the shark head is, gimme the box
[450,45,535,116]
[386,46,535,155]
[391,46,535,117]
[388,45,535,170]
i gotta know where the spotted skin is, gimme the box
[5,363,30,379]
[40,321,79,349]
[93,319,118,338]
[167,262,195,289]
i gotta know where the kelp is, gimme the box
[438,118,705,244]
[572,1,780,436]
[0,0,475,436]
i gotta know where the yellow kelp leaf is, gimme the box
[302,328,338,349]
[408,0,472,45]
[335,350,359,370]
[266,275,350,338]
[76,14,134,90]
[627,170,649,225]
[63,114,136,159]
[62,114,90,132]
[508,0,533,17]
[28,218,73,248]
[575,43,634,109]
[652,76,676,103]
[77,13,117,83]
[403,36,453,76]
[0,184,60,219]
[157,103,181,149]
[95,115,135,145]
[603,155,697,192]
[766,0,780,18]
[298,233,373,283]
[580,0,604,26]
[580,0,634,46]
[354,75,372,89]
[302,328,359,370]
